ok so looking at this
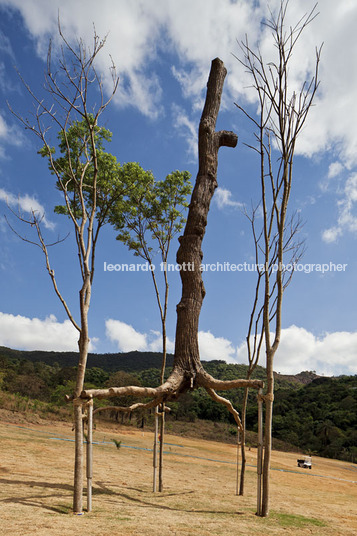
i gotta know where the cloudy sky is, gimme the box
[0,0,356,376]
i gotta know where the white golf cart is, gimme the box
[297,456,312,469]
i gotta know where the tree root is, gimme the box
[205,387,243,431]
[92,401,171,417]
[78,368,263,425]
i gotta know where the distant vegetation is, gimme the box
[0,346,356,463]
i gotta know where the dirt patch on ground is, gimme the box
[0,414,356,535]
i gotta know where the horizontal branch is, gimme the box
[216,130,238,148]
[81,385,159,400]
[92,402,171,416]
[200,372,264,391]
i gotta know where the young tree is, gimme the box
[9,28,121,514]
[235,0,321,515]
[238,205,304,496]
[109,164,191,491]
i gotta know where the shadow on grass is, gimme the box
[0,477,72,514]
[94,480,245,516]
[0,477,245,516]
[0,477,72,491]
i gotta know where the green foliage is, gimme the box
[50,380,77,406]
[105,370,143,409]
[39,115,124,224]
[136,367,163,387]
[85,367,110,387]
[111,438,122,449]
[107,370,141,388]
[109,164,192,262]
[272,376,357,460]
[1,347,356,463]
[271,511,327,528]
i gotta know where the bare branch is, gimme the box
[92,399,170,416]
[206,387,243,431]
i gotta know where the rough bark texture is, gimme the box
[173,58,237,384]
[81,59,263,410]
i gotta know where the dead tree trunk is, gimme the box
[81,58,262,435]
[174,57,237,381]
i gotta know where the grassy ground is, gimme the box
[0,413,356,535]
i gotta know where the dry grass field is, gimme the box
[0,414,356,535]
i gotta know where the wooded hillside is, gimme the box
[0,346,356,463]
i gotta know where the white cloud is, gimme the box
[0,113,7,138]
[237,325,357,376]
[106,319,357,376]
[146,330,175,353]
[0,187,55,230]
[105,320,236,360]
[0,311,98,351]
[321,227,341,244]
[275,326,357,377]
[1,0,356,167]
[0,28,14,58]
[0,112,25,157]
[214,187,242,210]
[105,319,174,353]
[106,319,147,352]
[320,161,345,193]
[106,321,239,363]
[198,330,237,363]
[328,162,344,179]
[172,104,198,161]
[0,30,16,94]
[322,172,357,242]
[0,0,165,118]
[2,1,357,248]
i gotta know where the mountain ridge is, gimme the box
[0,345,323,384]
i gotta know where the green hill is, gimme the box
[0,346,356,463]
[0,345,174,372]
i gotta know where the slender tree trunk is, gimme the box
[86,400,93,512]
[239,387,249,495]
[256,387,264,515]
[261,349,275,517]
[153,407,158,492]
[73,402,84,514]
[235,429,241,495]
[158,404,165,492]
[73,283,91,514]
[150,262,168,492]
[158,322,167,491]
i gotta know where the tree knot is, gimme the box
[258,393,274,403]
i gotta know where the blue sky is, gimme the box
[0,0,356,376]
